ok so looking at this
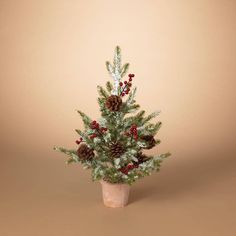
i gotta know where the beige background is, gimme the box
[0,0,236,235]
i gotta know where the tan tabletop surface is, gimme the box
[1,150,235,236]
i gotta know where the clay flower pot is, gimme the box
[100,180,130,208]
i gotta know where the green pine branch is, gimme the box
[53,146,77,156]
[113,46,121,74]
[53,146,78,164]
[121,63,130,77]
[142,111,160,124]
[97,85,109,98]
[106,81,113,93]
[105,61,114,76]
[125,87,137,105]
[77,110,92,128]
[105,46,130,95]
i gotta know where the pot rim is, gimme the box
[100,179,130,186]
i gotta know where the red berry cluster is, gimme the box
[90,120,100,129]
[119,163,139,175]
[125,124,138,141]
[89,120,107,139]
[119,74,135,97]
[75,137,83,145]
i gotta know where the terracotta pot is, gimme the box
[100,180,130,208]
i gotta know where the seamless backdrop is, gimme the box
[0,0,236,236]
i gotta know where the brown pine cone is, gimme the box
[77,144,95,161]
[109,142,126,158]
[136,152,149,164]
[140,135,156,149]
[105,95,122,112]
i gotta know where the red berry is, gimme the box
[129,78,132,81]
[131,124,137,130]
[131,74,135,77]
[92,120,96,124]
[128,82,132,87]
[76,140,80,145]
[125,90,129,94]
[90,124,96,129]
[124,81,127,84]
[127,88,130,91]
[101,127,107,132]
[127,163,134,170]
[120,167,128,175]
[80,137,83,141]
[90,133,97,139]
[119,82,123,86]
[122,93,125,96]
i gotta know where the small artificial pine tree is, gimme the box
[54,46,171,185]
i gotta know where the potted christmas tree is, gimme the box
[54,46,171,208]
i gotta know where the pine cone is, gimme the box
[109,142,125,158]
[140,135,156,149]
[105,95,122,112]
[136,152,149,164]
[77,144,94,161]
